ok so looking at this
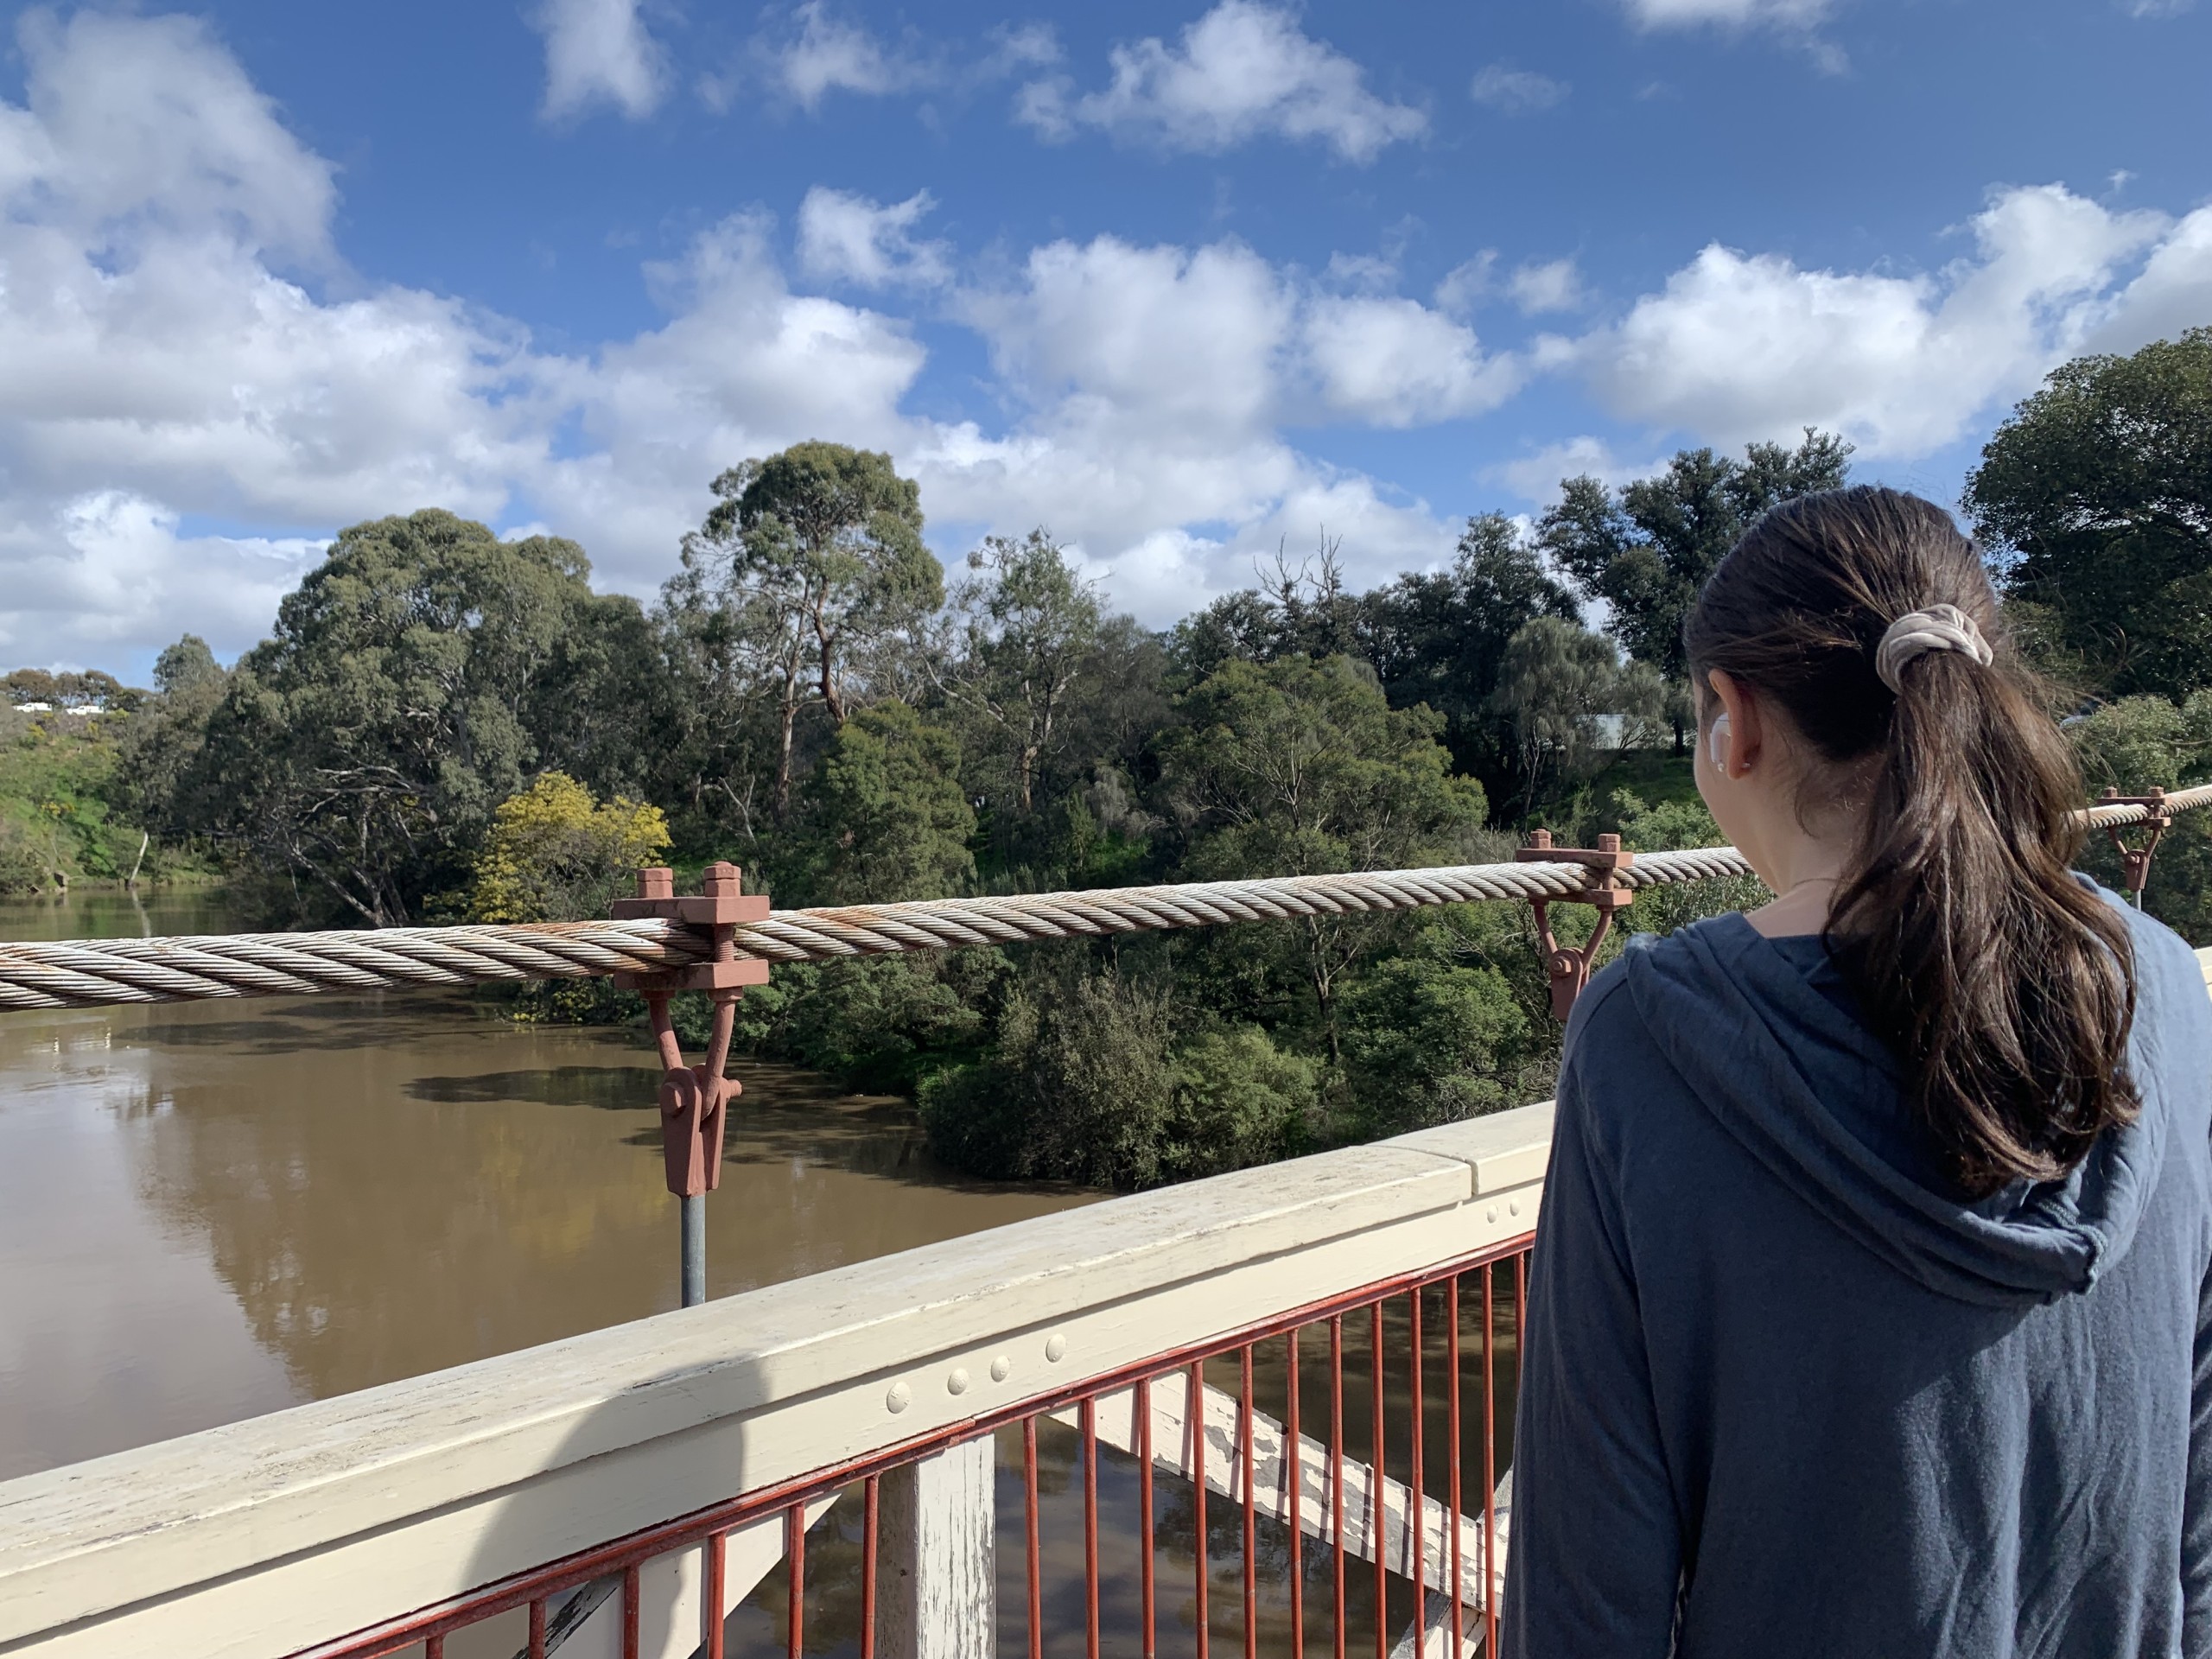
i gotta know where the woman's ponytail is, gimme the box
[1686,487,2135,1198]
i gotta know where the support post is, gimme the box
[878,1438,995,1659]
[612,862,772,1306]
[679,1194,706,1308]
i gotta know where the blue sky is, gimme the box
[1,0,2207,674]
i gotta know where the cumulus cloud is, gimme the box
[532,0,665,120]
[797,188,951,288]
[1016,0,1425,163]
[1468,64,1568,113]
[1509,257,1589,315]
[1573,184,2174,456]
[761,2,928,110]
[1303,298,1522,427]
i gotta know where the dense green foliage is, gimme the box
[1967,329,2212,701]
[16,346,2211,1186]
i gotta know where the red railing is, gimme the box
[291,1233,1535,1659]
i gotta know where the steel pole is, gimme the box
[680,1193,707,1306]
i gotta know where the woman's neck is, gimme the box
[1744,842,1854,939]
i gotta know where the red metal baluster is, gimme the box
[1025,1418,1044,1659]
[1140,1376,1158,1659]
[622,1563,641,1659]
[786,1504,805,1659]
[1370,1302,1386,1659]
[1331,1316,1345,1659]
[1083,1396,1103,1659]
[1516,1249,1529,1376]
[706,1529,728,1659]
[1483,1263,1498,1659]
[1241,1345,1257,1659]
[528,1598,547,1659]
[1409,1288,1425,1643]
[861,1479,878,1659]
[426,1637,445,1659]
[1192,1359,1211,1659]
[1447,1276,1463,1656]
[1287,1327,1303,1657]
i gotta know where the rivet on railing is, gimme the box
[947,1367,970,1395]
[990,1355,1012,1382]
[1045,1333,1068,1363]
[885,1382,911,1414]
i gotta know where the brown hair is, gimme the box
[1684,486,2136,1198]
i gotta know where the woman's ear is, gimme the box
[1706,669,1759,779]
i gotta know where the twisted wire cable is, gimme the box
[0,791,2196,1012]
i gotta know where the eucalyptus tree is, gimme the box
[1967,328,2212,699]
[1539,430,1852,746]
[941,529,1105,816]
[668,442,942,817]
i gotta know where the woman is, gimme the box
[1503,487,2212,1656]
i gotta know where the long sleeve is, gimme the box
[1503,1046,1684,1657]
[2186,1253,2212,1656]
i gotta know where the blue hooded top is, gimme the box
[1503,892,2212,1658]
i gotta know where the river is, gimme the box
[0,887,1092,1482]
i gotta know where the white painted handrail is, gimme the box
[0,1105,1553,1659]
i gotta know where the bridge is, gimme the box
[0,791,2204,1659]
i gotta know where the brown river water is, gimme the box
[0,891,1503,1654]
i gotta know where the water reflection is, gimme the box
[0,892,1090,1478]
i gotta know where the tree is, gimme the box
[1157,655,1487,1055]
[1966,329,2212,700]
[782,701,975,906]
[943,529,1104,816]
[668,443,942,817]
[1539,430,1852,746]
[1364,512,1584,801]
[1486,617,1665,813]
[187,511,606,926]
[465,772,670,925]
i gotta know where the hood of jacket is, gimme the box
[1618,910,2167,1307]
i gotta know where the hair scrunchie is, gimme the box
[1874,603,1994,694]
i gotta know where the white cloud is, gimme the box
[1485,436,1657,505]
[1303,298,1521,427]
[1433,253,1498,318]
[1468,64,1568,113]
[1573,184,2171,456]
[1015,0,1425,163]
[532,0,665,121]
[2119,0,2195,16]
[1623,0,1832,24]
[766,3,927,111]
[797,188,951,288]
[2088,206,2212,354]
[1509,257,1589,315]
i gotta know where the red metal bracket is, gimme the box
[2098,787,2173,905]
[611,862,772,1198]
[1516,830,1636,1022]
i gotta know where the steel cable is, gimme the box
[0,790,2197,1012]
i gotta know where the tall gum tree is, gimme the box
[668,442,942,818]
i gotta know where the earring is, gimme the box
[1707,713,1732,771]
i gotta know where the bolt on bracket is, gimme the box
[2098,786,2173,907]
[1516,830,1636,1022]
[611,861,772,1198]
